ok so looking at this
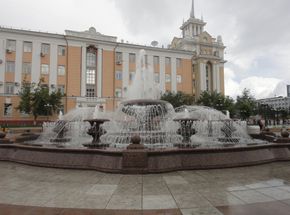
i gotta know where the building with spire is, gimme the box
[0,0,226,123]
[171,0,226,97]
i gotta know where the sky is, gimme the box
[1,0,290,99]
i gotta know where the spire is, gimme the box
[190,0,195,18]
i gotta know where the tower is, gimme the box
[180,0,206,39]
[170,0,226,99]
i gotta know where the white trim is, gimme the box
[15,40,22,92]
[0,39,5,94]
[97,48,103,97]
[81,46,86,97]
[171,57,177,93]
[122,52,129,97]
[212,64,217,92]
[217,64,221,93]
[199,63,206,92]
[31,41,41,83]
[49,44,58,92]
[160,56,166,92]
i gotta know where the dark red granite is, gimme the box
[217,201,290,215]
[0,143,290,173]
[0,204,182,215]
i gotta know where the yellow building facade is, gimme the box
[0,1,225,123]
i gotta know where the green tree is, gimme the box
[235,89,256,120]
[197,91,236,117]
[161,91,195,108]
[17,79,63,124]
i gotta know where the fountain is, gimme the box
[1,49,289,173]
[100,99,182,149]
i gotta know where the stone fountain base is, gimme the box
[1,142,290,174]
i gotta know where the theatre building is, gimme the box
[0,0,225,122]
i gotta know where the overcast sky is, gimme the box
[1,0,290,99]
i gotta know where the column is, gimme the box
[189,24,193,37]
[171,57,177,93]
[0,39,5,94]
[217,64,221,93]
[193,24,196,36]
[49,44,58,92]
[160,56,166,93]
[199,63,206,92]
[15,40,22,93]
[212,64,217,92]
[31,42,41,83]
[97,48,103,97]
[81,45,86,97]
[122,52,129,98]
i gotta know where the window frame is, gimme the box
[4,103,12,117]
[41,64,49,75]
[165,74,171,83]
[22,62,32,74]
[6,40,16,52]
[58,65,66,76]
[86,69,96,85]
[23,41,32,53]
[115,71,123,80]
[58,46,66,56]
[5,61,15,73]
[176,75,182,84]
[129,53,136,64]
[153,56,159,65]
[41,43,50,55]
[115,88,122,98]
[4,83,14,95]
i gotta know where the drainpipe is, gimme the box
[64,35,69,113]
[113,43,119,111]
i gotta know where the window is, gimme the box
[41,44,50,55]
[41,64,49,74]
[58,65,65,76]
[4,83,14,94]
[115,88,122,98]
[153,56,159,65]
[129,72,135,81]
[165,74,171,83]
[86,52,96,67]
[6,40,16,52]
[165,57,171,65]
[4,103,12,117]
[58,46,66,56]
[86,69,95,84]
[192,80,196,88]
[129,53,136,63]
[176,58,181,68]
[6,61,15,73]
[116,52,122,63]
[177,75,182,83]
[57,85,65,95]
[154,73,160,83]
[23,63,32,74]
[23,42,32,53]
[115,71,122,80]
[86,85,95,97]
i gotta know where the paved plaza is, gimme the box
[1,162,290,214]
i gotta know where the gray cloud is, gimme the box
[0,0,289,98]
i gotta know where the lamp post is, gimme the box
[44,104,52,121]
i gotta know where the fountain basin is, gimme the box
[1,143,290,173]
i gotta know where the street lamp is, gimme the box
[44,104,52,121]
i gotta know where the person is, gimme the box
[257,119,265,131]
